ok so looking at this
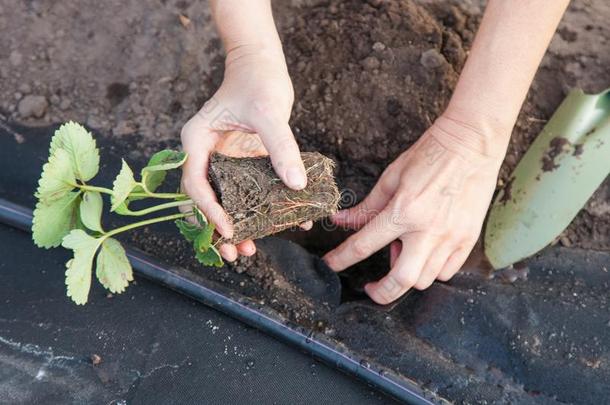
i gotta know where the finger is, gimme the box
[181,125,234,239]
[219,243,238,262]
[332,166,401,230]
[323,208,404,272]
[437,244,473,282]
[183,168,233,239]
[299,221,313,231]
[236,240,256,256]
[390,240,402,268]
[364,233,435,304]
[254,119,307,190]
[413,243,453,290]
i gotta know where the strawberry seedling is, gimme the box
[32,121,222,305]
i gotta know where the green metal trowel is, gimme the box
[485,88,610,269]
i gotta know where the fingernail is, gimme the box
[285,167,307,190]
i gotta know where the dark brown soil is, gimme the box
[541,136,571,172]
[277,0,610,252]
[209,152,340,243]
[283,0,476,195]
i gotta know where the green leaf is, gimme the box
[195,222,215,252]
[49,121,99,181]
[96,238,133,293]
[143,150,187,173]
[141,150,187,193]
[79,191,104,233]
[32,191,81,248]
[62,230,102,305]
[175,219,200,242]
[36,148,76,203]
[111,159,137,211]
[195,245,223,267]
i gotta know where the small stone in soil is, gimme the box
[361,56,380,70]
[420,48,446,69]
[18,95,48,118]
[9,50,22,66]
[90,354,102,365]
[372,42,386,51]
[18,83,31,94]
[59,99,71,110]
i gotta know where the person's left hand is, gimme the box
[323,115,506,304]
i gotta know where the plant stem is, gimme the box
[76,184,187,200]
[78,185,113,195]
[120,199,194,216]
[105,212,190,238]
[129,191,188,199]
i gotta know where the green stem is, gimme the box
[76,184,187,200]
[134,182,187,199]
[78,185,113,195]
[104,212,190,238]
[121,199,194,216]
[130,191,188,199]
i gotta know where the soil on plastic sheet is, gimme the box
[127,225,327,328]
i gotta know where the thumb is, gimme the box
[254,119,307,190]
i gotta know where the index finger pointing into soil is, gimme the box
[323,208,403,272]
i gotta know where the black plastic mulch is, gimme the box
[1,121,609,404]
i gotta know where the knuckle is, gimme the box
[377,177,396,199]
[391,191,417,214]
[272,136,297,153]
[180,120,195,141]
[459,234,478,250]
[351,238,372,259]
[181,175,194,192]
[251,97,280,119]
[393,271,417,290]
[414,278,433,291]
[386,200,414,230]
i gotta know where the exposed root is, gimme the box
[209,152,340,243]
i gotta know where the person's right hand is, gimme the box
[180,45,308,262]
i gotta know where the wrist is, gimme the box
[225,42,286,70]
[436,105,513,161]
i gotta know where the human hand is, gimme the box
[323,115,506,304]
[180,45,308,262]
